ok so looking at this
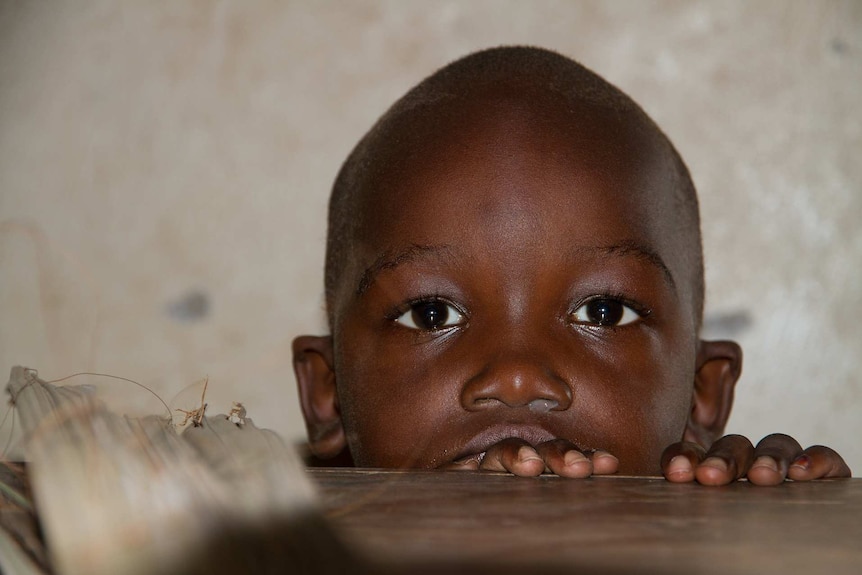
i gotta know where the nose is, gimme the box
[460,352,573,413]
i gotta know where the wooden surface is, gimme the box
[311,468,862,574]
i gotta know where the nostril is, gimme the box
[528,398,559,413]
[460,363,573,412]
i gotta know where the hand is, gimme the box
[661,433,851,486]
[440,438,619,478]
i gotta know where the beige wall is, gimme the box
[1,1,860,472]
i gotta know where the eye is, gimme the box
[570,298,643,327]
[396,299,465,331]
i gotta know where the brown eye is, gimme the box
[397,300,465,331]
[571,298,640,326]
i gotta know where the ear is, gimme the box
[684,340,743,448]
[292,335,347,460]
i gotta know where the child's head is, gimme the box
[293,46,742,475]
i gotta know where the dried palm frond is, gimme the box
[2,366,358,575]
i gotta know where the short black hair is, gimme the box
[325,46,703,328]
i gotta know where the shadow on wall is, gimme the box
[701,310,753,341]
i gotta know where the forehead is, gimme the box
[334,87,694,320]
[364,86,674,220]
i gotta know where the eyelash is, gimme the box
[386,295,468,330]
[568,293,651,328]
[386,292,650,332]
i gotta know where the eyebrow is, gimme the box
[356,243,454,296]
[355,240,676,296]
[577,240,676,290]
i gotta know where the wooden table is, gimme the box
[311,468,862,574]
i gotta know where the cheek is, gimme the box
[574,334,693,474]
[334,330,461,468]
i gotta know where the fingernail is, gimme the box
[700,457,728,472]
[594,451,619,465]
[517,446,542,463]
[564,450,587,466]
[791,454,810,471]
[751,456,778,472]
[450,458,480,470]
[668,455,692,475]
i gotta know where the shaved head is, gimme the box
[296,46,739,475]
[325,46,703,329]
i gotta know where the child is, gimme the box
[292,46,850,486]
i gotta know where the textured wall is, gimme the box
[1,1,860,472]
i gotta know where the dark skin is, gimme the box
[294,85,851,485]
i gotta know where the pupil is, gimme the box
[587,299,623,325]
[412,301,448,330]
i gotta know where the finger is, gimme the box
[536,439,592,478]
[480,438,545,477]
[661,441,706,483]
[746,433,802,486]
[589,449,620,475]
[438,454,481,471]
[695,434,754,486]
[787,445,852,481]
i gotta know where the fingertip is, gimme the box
[660,442,685,467]
[563,450,592,474]
[788,448,852,480]
[563,449,586,466]
[511,445,545,477]
[591,451,619,475]
[695,457,733,486]
[444,459,480,472]
[747,456,785,486]
[517,445,541,461]
[660,441,706,473]
[791,453,811,470]
[788,453,812,479]
[554,450,592,478]
[664,454,695,483]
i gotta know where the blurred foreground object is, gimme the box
[0,366,356,575]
